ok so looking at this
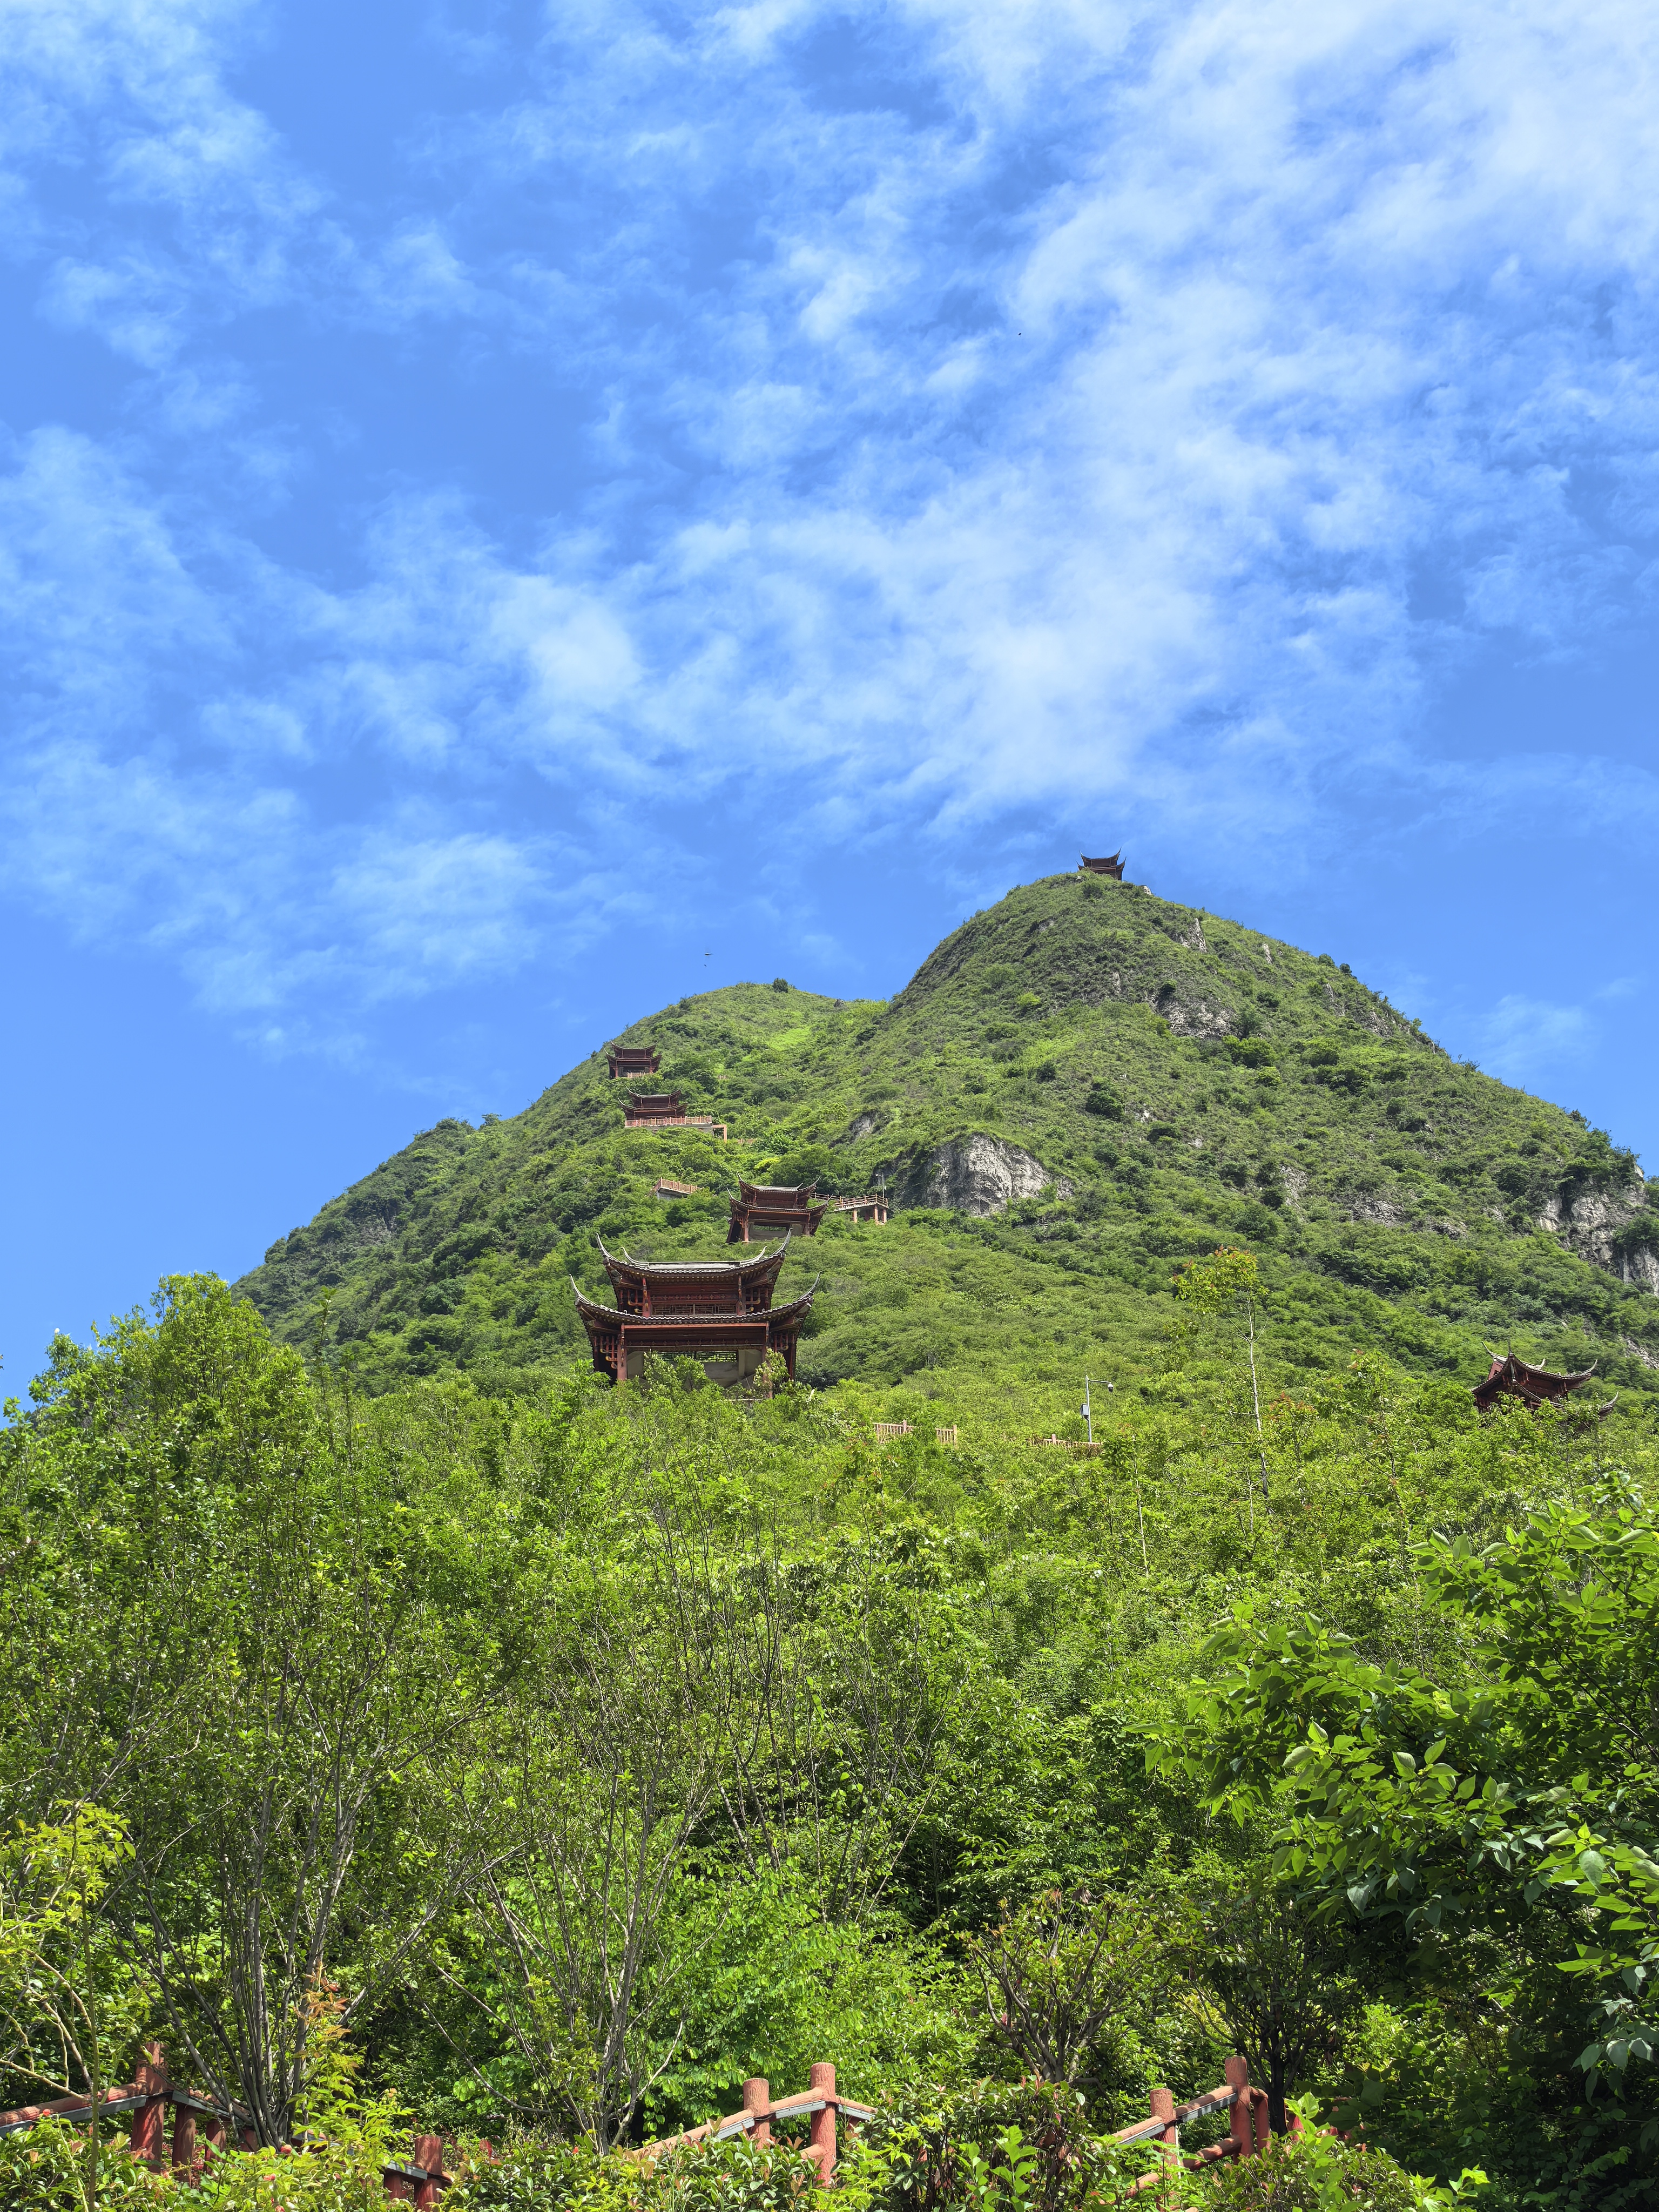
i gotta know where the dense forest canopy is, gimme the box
[4,874,1658,2212]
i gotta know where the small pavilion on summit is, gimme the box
[571,1236,815,1385]
[727,1179,828,1244]
[1081,851,1126,879]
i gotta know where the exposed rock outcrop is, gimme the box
[1537,1182,1657,1290]
[1338,1191,1407,1226]
[896,1135,1073,1215]
[1158,996,1233,1040]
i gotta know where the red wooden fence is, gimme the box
[635,2065,874,2186]
[1108,2056,1267,2190]
[0,2049,1270,2197]
[0,2047,458,2203]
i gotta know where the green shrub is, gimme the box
[1204,2128,1430,2212]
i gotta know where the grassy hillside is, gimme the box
[234,871,1659,1424]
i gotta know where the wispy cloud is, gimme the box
[4,0,1659,1044]
[1481,994,1595,1085]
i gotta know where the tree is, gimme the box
[1174,1249,1270,1513]
[456,1486,751,2148]
[969,1887,1161,2090]
[10,1279,488,2146]
[0,1807,142,2212]
[1158,1474,1659,2092]
[1171,1859,1358,2133]
[717,1537,961,1923]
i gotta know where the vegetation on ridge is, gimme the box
[235,872,1659,1420]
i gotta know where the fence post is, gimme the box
[130,2046,167,2166]
[413,2134,444,2208]
[807,2062,836,2187]
[1150,2085,1176,2200]
[1225,2056,1253,2162]
[170,2101,197,2177]
[742,2078,771,2149]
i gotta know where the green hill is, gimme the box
[234,870,1659,1422]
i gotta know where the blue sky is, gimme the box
[4,0,1658,1384]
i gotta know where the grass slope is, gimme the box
[235,872,1659,1425]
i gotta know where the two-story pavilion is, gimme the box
[1081,851,1126,879]
[571,1236,815,1386]
[608,1045,660,1078]
[727,1179,828,1244]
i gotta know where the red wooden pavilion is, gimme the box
[571,1236,815,1385]
[1473,1352,1607,1413]
[727,1179,828,1244]
[1081,851,1126,879]
[608,1045,660,1078]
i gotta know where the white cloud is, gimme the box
[1481,993,1594,1084]
[6,0,1659,1041]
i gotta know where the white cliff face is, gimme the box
[1537,1182,1659,1291]
[899,1135,1073,1214]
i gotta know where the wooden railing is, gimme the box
[625,1116,729,1138]
[636,2055,1267,2195]
[635,2067,873,2187]
[1110,2057,1267,2191]
[872,1422,958,1445]
[0,2049,1266,2201]
[0,2047,458,2203]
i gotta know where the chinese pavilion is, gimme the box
[1081,851,1126,879]
[1473,1353,1608,1414]
[624,1092,727,1137]
[727,1179,828,1244]
[608,1045,660,1079]
[624,1091,685,1128]
[571,1237,816,1386]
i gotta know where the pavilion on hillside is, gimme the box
[571,1236,815,1385]
[727,1179,828,1244]
[1473,1352,1611,1415]
[623,1091,726,1137]
[608,1044,660,1078]
[1081,851,1126,879]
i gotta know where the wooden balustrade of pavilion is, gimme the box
[727,1179,828,1244]
[572,1236,816,1386]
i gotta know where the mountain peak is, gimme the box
[234,872,1659,1409]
